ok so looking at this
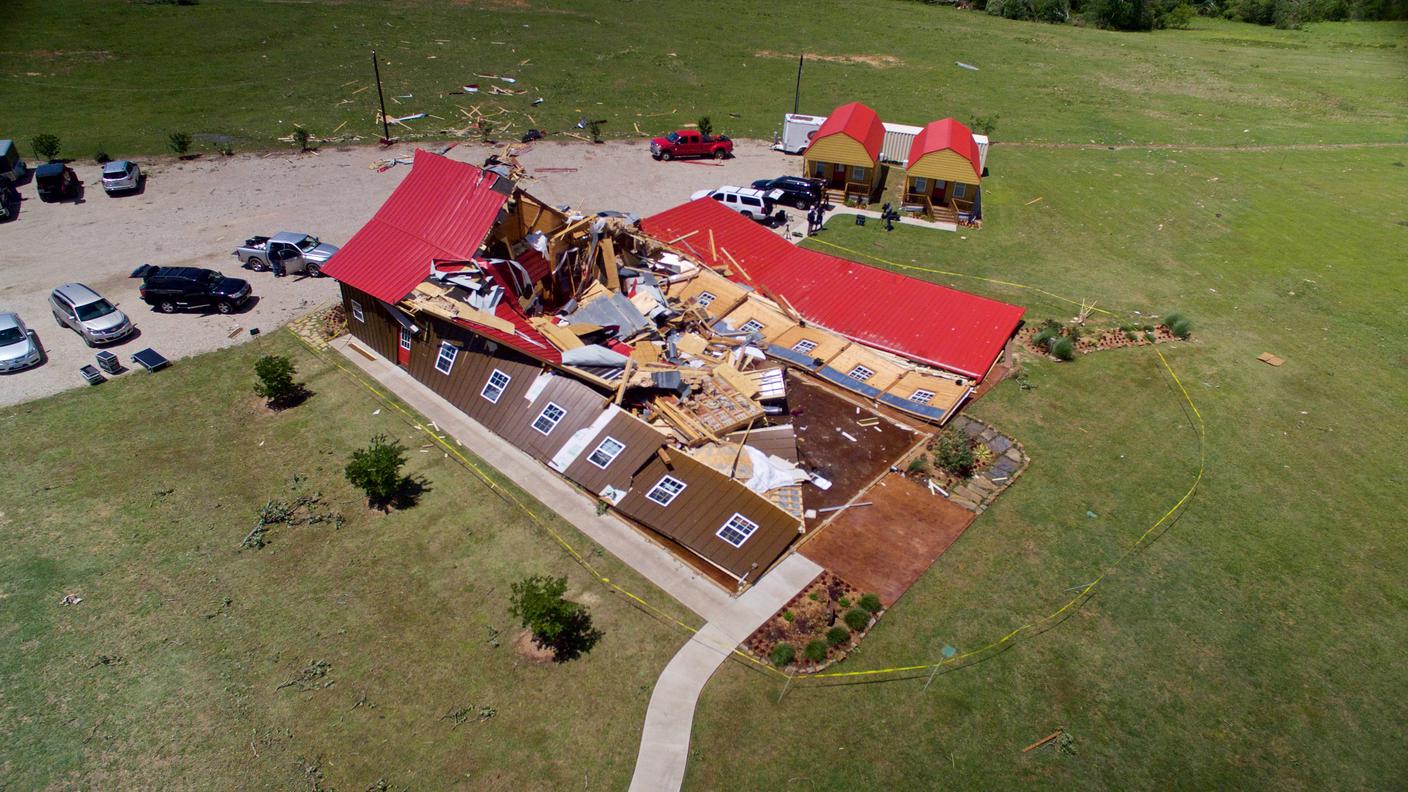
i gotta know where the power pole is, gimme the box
[372,50,390,143]
[793,53,805,115]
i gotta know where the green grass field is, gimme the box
[0,333,697,790]
[2,1,1404,158]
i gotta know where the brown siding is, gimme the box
[500,374,611,463]
[616,452,798,581]
[560,409,668,496]
[724,425,799,463]
[343,284,399,361]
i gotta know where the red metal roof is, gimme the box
[906,118,982,180]
[641,199,1025,380]
[807,102,885,165]
[322,150,509,304]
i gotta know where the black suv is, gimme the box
[750,176,825,209]
[130,265,253,314]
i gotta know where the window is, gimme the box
[481,369,511,403]
[848,365,875,382]
[912,177,927,194]
[711,192,725,202]
[851,165,866,181]
[399,327,412,350]
[812,161,826,178]
[645,475,687,506]
[435,341,458,374]
[791,339,818,355]
[531,402,567,435]
[587,437,626,469]
[954,183,968,199]
[911,389,936,405]
[741,196,761,208]
[725,194,738,204]
[350,300,364,322]
[739,319,765,335]
[696,291,717,308]
[716,513,759,548]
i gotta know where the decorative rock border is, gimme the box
[934,415,1029,513]
[288,301,345,350]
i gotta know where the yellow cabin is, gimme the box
[903,118,983,225]
[802,102,885,203]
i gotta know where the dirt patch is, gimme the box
[512,628,556,664]
[801,473,976,606]
[755,50,903,69]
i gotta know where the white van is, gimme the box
[689,185,784,222]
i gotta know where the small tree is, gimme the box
[933,428,976,478]
[169,131,192,157]
[509,575,603,662]
[94,145,111,164]
[292,126,314,153]
[253,354,302,407]
[697,115,713,138]
[31,133,60,162]
[345,433,407,509]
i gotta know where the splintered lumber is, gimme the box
[406,286,516,334]
[614,359,634,405]
[601,236,620,291]
[720,248,752,284]
[709,229,717,261]
[1022,731,1064,753]
[653,398,721,446]
[528,317,584,350]
[666,230,699,245]
[1257,352,1285,367]
[630,341,661,363]
[674,333,708,356]
[713,363,760,399]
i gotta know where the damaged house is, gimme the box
[323,150,1023,591]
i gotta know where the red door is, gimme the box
[397,327,412,366]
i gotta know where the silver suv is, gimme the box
[49,283,134,347]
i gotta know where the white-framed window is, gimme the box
[812,160,826,178]
[696,291,717,308]
[911,389,936,405]
[435,341,458,374]
[645,475,687,507]
[739,319,765,335]
[851,165,866,181]
[954,183,968,199]
[399,327,412,350]
[481,369,511,403]
[350,300,365,322]
[716,513,759,548]
[912,176,928,194]
[848,365,875,382]
[531,402,567,435]
[791,339,818,355]
[587,436,626,469]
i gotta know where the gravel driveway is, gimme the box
[0,138,795,406]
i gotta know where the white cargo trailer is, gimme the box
[775,113,988,171]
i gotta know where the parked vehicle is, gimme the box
[650,129,733,161]
[0,312,43,372]
[49,283,134,347]
[130,264,253,314]
[101,160,142,194]
[34,162,81,202]
[0,179,18,222]
[233,232,339,276]
[689,185,783,221]
[750,176,825,209]
[0,139,26,183]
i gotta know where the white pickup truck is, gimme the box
[232,232,339,277]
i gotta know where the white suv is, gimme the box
[690,185,783,222]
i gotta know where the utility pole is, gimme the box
[793,53,805,115]
[372,50,390,143]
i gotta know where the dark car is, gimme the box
[35,162,82,203]
[750,176,824,209]
[130,265,253,314]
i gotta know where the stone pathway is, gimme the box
[943,415,1029,513]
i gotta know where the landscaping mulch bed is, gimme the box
[908,416,1028,514]
[743,571,883,674]
[1018,322,1183,360]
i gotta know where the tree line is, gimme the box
[958,0,1406,30]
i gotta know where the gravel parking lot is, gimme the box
[0,138,795,406]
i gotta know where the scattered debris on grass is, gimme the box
[440,704,497,728]
[277,659,333,692]
[1258,352,1285,366]
[61,593,83,606]
[240,477,344,550]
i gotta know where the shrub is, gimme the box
[1163,313,1193,339]
[782,609,794,622]
[770,642,795,667]
[1158,1,1197,25]
[826,626,850,647]
[94,146,111,164]
[292,126,315,152]
[792,612,814,634]
[1036,0,1072,20]
[253,354,301,406]
[168,131,192,156]
[1085,0,1156,28]
[907,455,929,474]
[697,115,713,138]
[933,428,976,478]
[969,114,999,137]
[859,593,884,614]
[217,142,235,156]
[509,575,603,662]
[838,597,852,609]
[1051,337,1076,361]
[344,433,407,509]
[804,639,829,663]
[844,608,871,632]
[31,134,60,161]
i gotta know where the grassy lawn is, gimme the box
[0,332,696,790]
[685,144,1408,787]
[2,1,1404,158]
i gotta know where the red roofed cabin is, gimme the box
[802,102,886,203]
[903,118,983,226]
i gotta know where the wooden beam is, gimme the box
[614,359,634,405]
[601,236,620,291]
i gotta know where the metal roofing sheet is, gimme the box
[321,150,509,304]
[641,199,1026,381]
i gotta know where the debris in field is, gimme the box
[277,659,332,691]
[956,61,979,71]
[61,594,83,606]
[89,654,126,669]
[839,430,858,442]
[817,502,871,514]
[373,408,381,415]
[1022,729,1064,753]
[1024,196,1043,206]
[531,97,544,106]
[441,704,497,728]
[1257,352,1285,366]
[1086,510,1098,518]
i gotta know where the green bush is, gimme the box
[1002,0,1037,18]
[510,575,603,662]
[804,639,829,663]
[770,643,795,667]
[1036,0,1072,20]
[292,126,315,152]
[253,354,302,406]
[1163,313,1193,339]
[907,455,929,474]
[782,609,794,622]
[838,597,851,609]
[697,115,713,138]
[1084,0,1156,29]
[31,133,60,161]
[1157,1,1197,25]
[94,146,111,164]
[859,593,884,614]
[844,608,871,632]
[933,428,976,478]
[344,433,407,509]
[168,131,192,156]
[825,626,850,646]
[1051,337,1076,361]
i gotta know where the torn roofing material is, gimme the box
[322,150,510,304]
[640,199,1026,381]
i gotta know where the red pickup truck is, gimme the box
[650,130,733,161]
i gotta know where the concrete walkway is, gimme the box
[331,337,822,792]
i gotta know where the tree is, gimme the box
[292,126,315,153]
[31,134,60,162]
[345,433,407,509]
[253,354,303,407]
[1084,0,1156,28]
[697,115,713,138]
[510,575,603,662]
[168,131,193,156]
